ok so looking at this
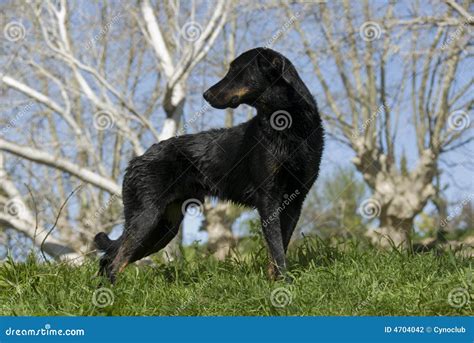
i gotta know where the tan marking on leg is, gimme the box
[118,261,129,273]
[267,261,278,281]
[110,245,130,276]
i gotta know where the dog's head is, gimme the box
[203,48,298,110]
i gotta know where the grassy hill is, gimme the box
[0,238,472,316]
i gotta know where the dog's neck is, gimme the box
[248,84,323,145]
[254,87,319,121]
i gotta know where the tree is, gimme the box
[0,0,230,261]
[138,0,231,258]
[200,13,241,260]
[299,167,367,241]
[287,0,473,247]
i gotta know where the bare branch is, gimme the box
[0,139,121,195]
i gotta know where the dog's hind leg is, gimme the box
[145,201,184,259]
[105,206,162,283]
[94,233,123,277]
[105,201,183,283]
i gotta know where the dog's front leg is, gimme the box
[258,206,287,280]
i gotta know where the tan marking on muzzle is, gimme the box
[232,87,249,98]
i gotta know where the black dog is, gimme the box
[95,47,324,283]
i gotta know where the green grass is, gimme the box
[0,238,472,316]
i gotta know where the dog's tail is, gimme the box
[94,232,117,253]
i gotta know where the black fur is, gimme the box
[94,48,324,283]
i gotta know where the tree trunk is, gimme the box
[0,154,81,262]
[355,148,436,249]
[203,201,237,260]
[368,215,413,249]
[199,29,239,261]
[161,84,186,260]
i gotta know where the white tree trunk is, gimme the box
[204,202,236,260]
[355,148,436,248]
[0,154,81,262]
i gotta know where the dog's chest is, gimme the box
[266,144,303,172]
[269,141,318,183]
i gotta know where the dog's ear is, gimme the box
[258,50,300,87]
[281,63,300,86]
[257,51,285,80]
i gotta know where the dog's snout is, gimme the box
[203,90,212,101]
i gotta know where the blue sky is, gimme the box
[2,1,472,249]
[176,2,472,244]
